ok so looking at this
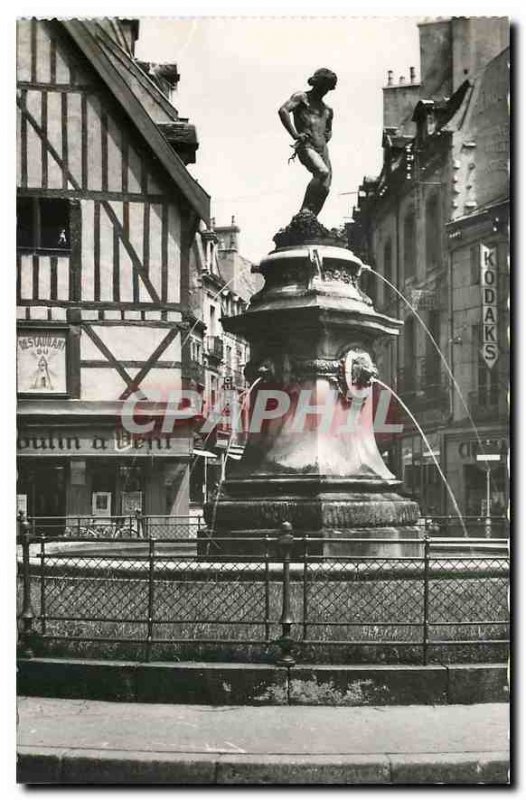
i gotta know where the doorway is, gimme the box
[17,459,67,518]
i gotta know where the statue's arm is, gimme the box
[278,92,306,141]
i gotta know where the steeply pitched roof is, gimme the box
[61,19,210,222]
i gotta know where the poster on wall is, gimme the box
[17,494,28,517]
[17,330,67,394]
[121,492,143,516]
[92,492,112,517]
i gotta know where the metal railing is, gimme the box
[24,514,204,540]
[17,519,509,666]
[206,335,224,361]
[422,516,509,540]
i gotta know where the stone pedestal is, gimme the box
[205,237,421,556]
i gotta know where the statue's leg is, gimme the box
[298,148,330,216]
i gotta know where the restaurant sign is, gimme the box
[17,331,67,394]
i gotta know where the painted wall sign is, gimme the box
[17,428,192,456]
[480,244,499,369]
[17,331,67,394]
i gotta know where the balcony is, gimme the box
[206,335,224,362]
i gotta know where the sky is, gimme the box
[137,18,420,260]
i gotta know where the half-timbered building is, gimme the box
[16,18,210,522]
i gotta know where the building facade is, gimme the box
[349,18,509,524]
[185,218,258,514]
[16,18,210,524]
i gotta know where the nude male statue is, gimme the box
[278,68,337,217]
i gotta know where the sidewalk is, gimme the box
[17,697,509,784]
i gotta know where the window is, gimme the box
[470,245,481,285]
[403,209,416,279]
[17,196,71,252]
[404,317,415,368]
[209,304,216,336]
[425,193,441,270]
[190,338,202,364]
[424,310,441,384]
[400,317,416,392]
[383,239,392,283]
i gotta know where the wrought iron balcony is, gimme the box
[206,335,224,362]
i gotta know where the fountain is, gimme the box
[204,68,422,557]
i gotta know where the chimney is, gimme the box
[399,75,406,85]
[387,70,394,87]
[410,66,416,84]
[231,215,236,225]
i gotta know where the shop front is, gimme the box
[448,434,508,518]
[401,432,443,516]
[17,423,192,524]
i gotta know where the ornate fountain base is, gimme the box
[204,232,422,557]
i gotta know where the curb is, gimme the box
[17,659,509,706]
[17,747,510,784]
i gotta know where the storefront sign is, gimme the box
[17,331,67,394]
[480,245,499,369]
[458,438,507,460]
[17,428,192,456]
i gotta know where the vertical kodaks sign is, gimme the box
[480,244,498,369]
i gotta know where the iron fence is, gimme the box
[17,519,509,666]
[422,515,509,540]
[25,514,204,541]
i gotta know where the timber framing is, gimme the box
[61,20,210,223]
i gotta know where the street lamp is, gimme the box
[475,453,501,538]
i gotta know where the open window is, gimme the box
[383,238,392,283]
[17,196,71,253]
[403,209,416,279]
[425,192,441,271]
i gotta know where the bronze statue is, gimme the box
[279,68,337,217]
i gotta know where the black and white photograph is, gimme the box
[12,6,510,786]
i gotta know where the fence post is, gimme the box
[302,535,308,643]
[422,533,430,666]
[264,534,271,643]
[39,534,46,638]
[276,522,295,667]
[145,535,155,662]
[135,508,144,539]
[18,513,36,658]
